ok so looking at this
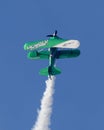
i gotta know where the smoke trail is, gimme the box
[32,76,56,130]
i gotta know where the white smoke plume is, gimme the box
[32,76,56,130]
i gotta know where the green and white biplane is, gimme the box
[24,30,80,77]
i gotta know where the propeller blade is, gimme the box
[55,30,57,35]
[46,30,58,37]
[46,35,53,37]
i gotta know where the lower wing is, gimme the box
[56,49,80,59]
[27,51,50,59]
[27,49,80,59]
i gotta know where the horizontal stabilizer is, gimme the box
[39,66,61,76]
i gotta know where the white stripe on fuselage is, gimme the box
[54,40,80,49]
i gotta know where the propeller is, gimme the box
[47,30,57,37]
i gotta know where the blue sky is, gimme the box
[0,0,104,130]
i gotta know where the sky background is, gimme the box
[0,0,104,130]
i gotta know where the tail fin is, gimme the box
[39,66,61,76]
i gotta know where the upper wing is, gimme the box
[56,49,80,59]
[24,38,80,51]
[54,40,80,49]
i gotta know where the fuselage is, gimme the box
[49,48,57,66]
[48,48,57,75]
